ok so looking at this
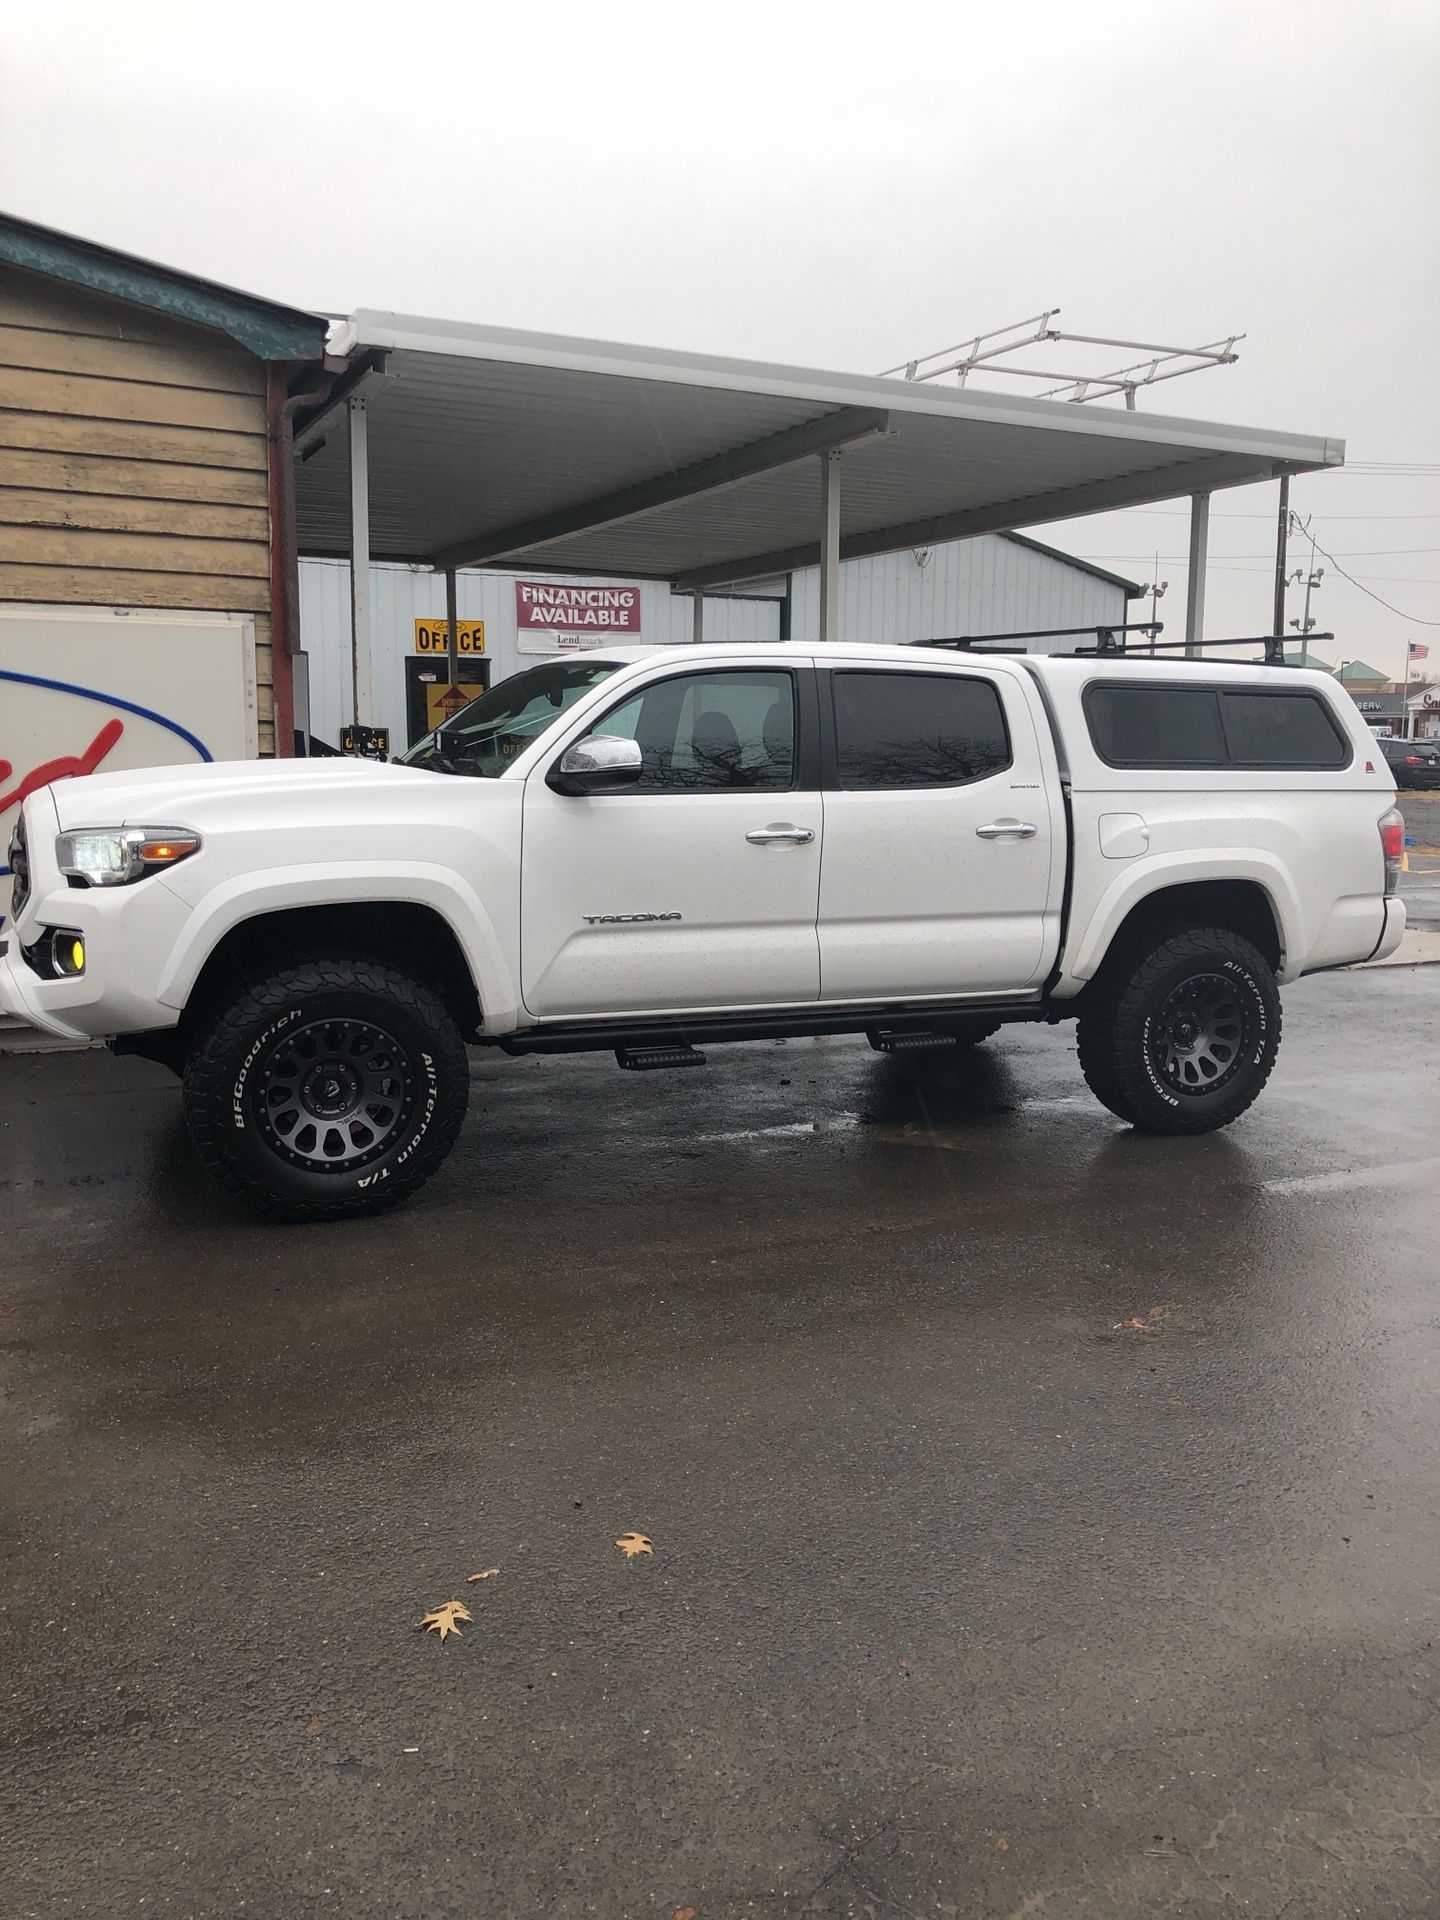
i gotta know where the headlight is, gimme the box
[55,827,201,887]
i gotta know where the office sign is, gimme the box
[413,618,485,655]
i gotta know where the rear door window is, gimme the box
[830,671,1011,788]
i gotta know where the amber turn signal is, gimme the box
[135,836,200,864]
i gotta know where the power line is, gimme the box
[1070,546,1440,560]
[1108,509,1440,520]
[1301,529,1440,628]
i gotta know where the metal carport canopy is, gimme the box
[299,310,1343,593]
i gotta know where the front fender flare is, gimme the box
[154,861,520,1031]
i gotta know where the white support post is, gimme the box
[692,588,704,644]
[444,565,460,687]
[818,449,842,643]
[348,397,373,731]
[1185,491,1210,657]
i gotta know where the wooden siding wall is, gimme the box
[0,266,276,751]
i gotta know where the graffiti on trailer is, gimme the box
[0,718,126,815]
[0,671,214,914]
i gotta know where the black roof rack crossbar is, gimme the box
[1068,631,1334,665]
[913,620,1162,652]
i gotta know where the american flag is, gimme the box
[1409,642,1430,661]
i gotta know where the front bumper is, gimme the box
[1,791,188,1042]
[0,933,90,1038]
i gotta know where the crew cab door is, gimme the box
[520,663,822,1018]
[817,661,1059,998]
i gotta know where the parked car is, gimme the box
[2,645,1407,1220]
[1378,736,1440,790]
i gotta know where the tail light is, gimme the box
[1379,807,1405,896]
[1404,754,1423,767]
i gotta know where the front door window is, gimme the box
[592,669,795,791]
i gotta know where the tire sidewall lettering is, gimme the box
[1135,949,1272,1114]
[232,1006,303,1130]
[232,1006,440,1180]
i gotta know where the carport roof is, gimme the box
[296,311,1343,589]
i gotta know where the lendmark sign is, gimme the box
[514,580,641,641]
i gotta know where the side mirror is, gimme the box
[547,732,645,796]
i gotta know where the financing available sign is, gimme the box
[514,579,641,653]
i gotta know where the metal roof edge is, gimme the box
[998,530,1144,597]
[0,209,330,362]
[334,308,1344,470]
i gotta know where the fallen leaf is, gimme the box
[419,1600,473,1642]
[466,1568,499,1583]
[305,1715,324,1735]
[996,1836,1009,1852]
[616,1531,653,1560]
[1114,1305,1169,1332]
[673,1907,697,1920]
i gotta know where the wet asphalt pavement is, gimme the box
[1399,791,1440,931]
[2,967,1438,1919]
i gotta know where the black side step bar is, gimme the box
[866,1027,960,1054]
[616,1044,707,1071]
[496,996,1044,1056]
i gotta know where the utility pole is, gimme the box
[1286,512,1323,655]
[1137,557,1168,652]
[1272,475,1290,641]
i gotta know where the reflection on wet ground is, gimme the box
[2,967,1437,1917]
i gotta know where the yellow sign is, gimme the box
[423,677,485,731]
[414,618,485,655]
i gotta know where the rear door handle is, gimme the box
[976,819,1038,840]
[746,825,815,845]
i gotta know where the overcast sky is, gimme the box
[3,0,1436,678]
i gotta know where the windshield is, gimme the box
[400,658,625,777]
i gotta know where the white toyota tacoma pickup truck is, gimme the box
[1,641,1407,1220]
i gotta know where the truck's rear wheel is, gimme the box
[1076,927,1280,1135]
[182,956,469,1222]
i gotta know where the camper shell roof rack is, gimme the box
[912,624,1335,666]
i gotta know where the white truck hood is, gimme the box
[46,756,453,830]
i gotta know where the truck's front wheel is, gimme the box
[1076,927,1281,1134]
[182,957,469,1222]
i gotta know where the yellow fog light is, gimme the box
[53,930,86,977]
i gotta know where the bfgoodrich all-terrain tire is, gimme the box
[183,956,469,1222]
[1076,927,1281,1135]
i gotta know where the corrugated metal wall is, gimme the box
[299,536,1128,748]
[788,534,1128,650]
[299,562,780,748]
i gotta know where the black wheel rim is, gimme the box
[1149,971,1249,1098]
[253,1017,414,1172]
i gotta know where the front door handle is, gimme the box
[746,825,815,845]
[976,819,1038,840]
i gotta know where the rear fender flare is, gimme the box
[1053,852,1301,996]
